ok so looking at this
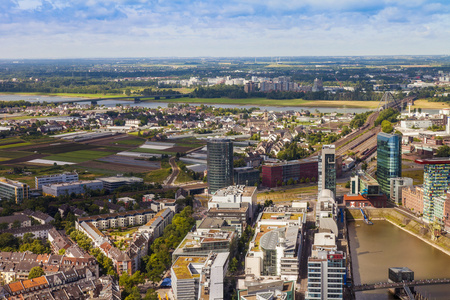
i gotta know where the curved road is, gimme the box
[166,157,180,185]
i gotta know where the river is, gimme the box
[0,94,441,114]
[348,220,450,299]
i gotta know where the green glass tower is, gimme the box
[377,132,401,197]
[207,138,233,194]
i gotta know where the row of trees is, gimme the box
[0,232,51,253]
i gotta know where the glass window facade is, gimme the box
[319,145,336,195]
[376,133,401,196]
[207,139,233,194]
[422,163,450,223]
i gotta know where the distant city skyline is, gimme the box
[1,0,450,59]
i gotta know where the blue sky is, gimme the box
[0,0,449,58]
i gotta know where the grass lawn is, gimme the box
[0,150,33,159]
[114,138,146,146]
[257,185,318,202]
[174,161,194,184]
[144,168,171,183]
[109,228,138,237]
[402,169,424,185]
[411,99,450,109]
[148,97,381,108]
[44,150,115,163]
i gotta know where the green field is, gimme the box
[0,142,32,149]
[114,138,146,146]
[0,137,24,145]
[44,150,114,163]
[144,168,171,183]
[0,150,33,159]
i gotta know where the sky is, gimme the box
[0,0,449,59]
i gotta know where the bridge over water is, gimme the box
[55,94,189,105]
[353,278,450,292]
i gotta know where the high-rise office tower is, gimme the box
[207,138,233,194]
[377,133,402,196]
[415,158,450,223]
[318,145,336,195]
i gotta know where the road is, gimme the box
[165,157,180,185]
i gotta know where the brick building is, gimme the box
[262,157,318,188]
[401,185,424,215]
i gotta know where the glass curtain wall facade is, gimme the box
[421,161,450,223]
[318,145,336,195]
[207,139,233,194]
[376,133,401,197]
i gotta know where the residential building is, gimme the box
[208,185,257,222]
[318,145,336,195]
[415,158,450,223]
[35,172,78,189]
[42,180,104,197]
[377,133,402,196]
[97,176,143,192]
[262,157,318,188]
[305,233,346,300]
[402,185,424,215]
[0,214,31,229]
[0,178,29,203]
[234,167,260,187]
[0,224,53,239]
[20,209,54,224]
[171,252,229,300]
[76,208,155,230]
[389,177,413,205]
[147,198,179,213]
[207,138,233,194]
[138,208,174,240]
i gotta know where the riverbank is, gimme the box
[347,208,450,257]
[411,99,450,109]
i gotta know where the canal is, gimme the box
[348,220,450,299]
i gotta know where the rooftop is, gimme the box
[415,158,450,165]
[213,185,256,197]
[172,256,207,280]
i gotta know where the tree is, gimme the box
[144,289,158,300]
[436,145,450,157]
[381,120,394,133]
[124,287,142,300]
[28,266,45,279]
[361,162,368,171]
[228,257,238,273]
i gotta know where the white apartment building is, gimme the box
[400,119,432,129]
[35,172,78,189]
[77,208,155,230]
[42,180,103,197]
[305,233,346,300]
[245,206,306,282]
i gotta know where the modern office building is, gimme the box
[208,185,257,223]
[234,167,260,187]
[377,133,402,197]
[318,145,336,195]
[238,279,295,300]
[262,156,318,188]
[389,177,413,205]
[42,180,103,197]
[35,172,79,189]
[245,206,306,281]
[415,158,450,223]
[171,252,229,300]
[97,176,143,192]
[350,171,381,196]
[305,233,346,300]
[207,138,233,194]
[0,178,29,203]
